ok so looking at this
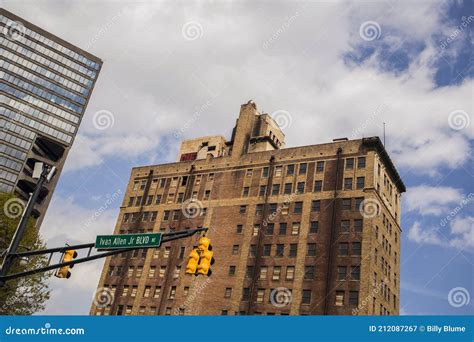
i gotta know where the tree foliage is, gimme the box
[0,192,50,315]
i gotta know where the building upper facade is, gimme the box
[0,8,102,225]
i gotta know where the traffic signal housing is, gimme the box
[197,237,214,276]
[185,247,200,275]
[185,237,215,276]
[54,249,77,279]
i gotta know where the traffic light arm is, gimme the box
[0,227,208,284]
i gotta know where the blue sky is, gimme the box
[3,0,472,315]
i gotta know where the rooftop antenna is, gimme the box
[383,122,386,147]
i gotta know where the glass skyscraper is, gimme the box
[0,8,102,226]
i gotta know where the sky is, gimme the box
[2,0,473,315]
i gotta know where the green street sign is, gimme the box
[95,233,162,250]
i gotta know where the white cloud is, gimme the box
[450,216,474,249]
[2,0,471,175]
[407,221,445,246]
[404,186,464,216]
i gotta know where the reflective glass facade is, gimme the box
[0,9,102,224]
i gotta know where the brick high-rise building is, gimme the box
[0,8,102,226]
[91,100,405,316]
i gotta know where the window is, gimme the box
[314,180,322,192]
[163,210,170,221]
[355,197,364,210]
[181,176,188,186]
[354,219,363,232]
[146,196,153,205]
[272,184,280,195]
[259,266,268,280]
[204,190,211,200]
[304,266,315,280]
[286,266,295,280]
[291,222,300,235]
[148,266,156,278]
[307,243,317,256]
[263,244,271,256]
[242,288,250,301]
[279,223,287,235]
[289,244,297,257]
[123,213,130,223]
[169,286,176,299]
[232,245,239,255]
[284,183,292,194]
[133,181,139,191]
[122,286,129,297]
[259,185,267,196]
[262,167,269,178]
[302,290,312,304]
[349,291,359,306]
[240,205,247,214]
[172,210,180,220]
[274,166,282,177]
[159,266,166,277]
[352,242,361,256]
[242,187,250,197]
[150,212,157,221]
[183,287,190,297]
[342,199,352,210]
[128,197,134,206]
[164,246,171,258]
[155,195,162,204]
[208,173,214,181]
[310,221,319,234]
[136,267,143,277]
[358,157,366,169]
[299,163,307,174]
[272,266,281,280]
[294,202,303,213]
[229,266,236,276]
[256,289,265,303]
[316,161,324,172]
[335,291,344,306]
[351,266,360,280]
[170,177,178,187]
[143,286,151,298]
[246,169,253,177]
[311,200,321,212]
[345,158,354,170]
[344,178,352,190]
[276,244,284,257]
[339,243,349,256]
[266,223,274,235]
[140,180,147,190]
[356,177,365,189]
[249,245,257,257]
[225,288,232,298]
[286,164,295,175]
[154,287,161,298]
[256,204,264,215]
[337,266,347,280]
[246,266,254,278]
[297,182,305,193]
[341,220,350,233]
[253,225,260,236]
[236,224,243,233]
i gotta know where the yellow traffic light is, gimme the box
[55,249,77,279]
[185,248,200,275]
[197,237,214,276]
